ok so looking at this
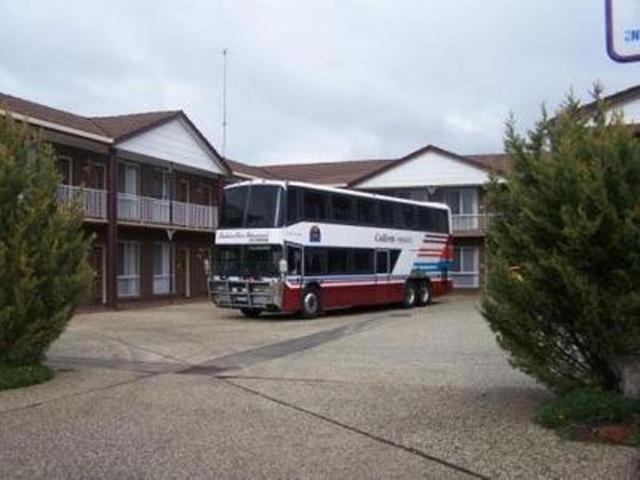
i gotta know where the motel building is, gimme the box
[1,92,230,309]
[228,147,510,291]
[5,84,639,303]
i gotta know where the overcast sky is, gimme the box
[1,0,639,165]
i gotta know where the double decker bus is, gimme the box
[208,180,453,318]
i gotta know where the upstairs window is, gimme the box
[378,201,394,228]
[356,198,375,225]
[286,187,302,224]
[303,190,327,221]
[331,194,353,223]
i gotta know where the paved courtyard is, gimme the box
[0,296,637,479]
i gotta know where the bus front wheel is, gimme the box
[301,286,322,319]
[416,281,432,307]
[402,282,417,309]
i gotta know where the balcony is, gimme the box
[117,193,218,231]
[56,184,107,221]
[450,272,480,289]
[451,214,493,235]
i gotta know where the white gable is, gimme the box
[610,97,640,124]
[116,117,224,175]
[356,149,490,188]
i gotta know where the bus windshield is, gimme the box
[214,244,283,277]
[219,185,283,229]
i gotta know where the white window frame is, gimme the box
[86,159,106,190]
[153,242,173,295]
[446,188,479,231]
[58,155,73,185]
[119,161,140,195]
[117,241,140,298]
[451,246,480,288]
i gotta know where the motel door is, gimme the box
[175,247,191,297]
[90,245,106,304]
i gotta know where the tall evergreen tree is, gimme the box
[0,114,92,364]
[483,87,640,393]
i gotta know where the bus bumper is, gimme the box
[208,278,285,311]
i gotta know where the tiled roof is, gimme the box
[90,111,180,140]
[228,147,511,187]
[0,91,182,142]
[226,159,281,180]
[0,92,107,137]
[467,153,512,174]
[0,91,230,174]
[261,158,397,185]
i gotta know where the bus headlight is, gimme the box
[270,282,284,307]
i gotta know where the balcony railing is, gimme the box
[451,214,493,234]
[451,272,480,289]
[56,184,107,220]
[117,193,218,231]
[172,200,218,230]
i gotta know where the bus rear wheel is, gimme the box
[416,281,432,307]
[241,308,262,318]
[402,282,417,309]
[301,286,322,319]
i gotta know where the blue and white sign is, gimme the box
[606,0,640,62]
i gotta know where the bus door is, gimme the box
[284,243,303,309]
[375,249,391,304]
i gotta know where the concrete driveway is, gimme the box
[0,296,637,479]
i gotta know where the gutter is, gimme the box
[0,109,113,144]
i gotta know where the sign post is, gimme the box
[606,0,640,62]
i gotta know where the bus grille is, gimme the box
[209,280,272,309]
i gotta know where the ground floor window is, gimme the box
[117,241,140,297]
[451,246,479,288]
[153,242,173,294]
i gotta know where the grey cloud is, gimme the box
[0,0,636,164]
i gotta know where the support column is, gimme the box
[106,149,118,308]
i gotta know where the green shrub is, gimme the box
[0,362,53,391]
[537,389,640,428]
[482,86,640,393]
[0,113,92,364]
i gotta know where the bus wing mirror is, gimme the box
[279,258,288,275]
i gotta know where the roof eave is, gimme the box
[0,109,113,144]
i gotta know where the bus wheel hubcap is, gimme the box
[304,293,317,312]
[407,288,415,304]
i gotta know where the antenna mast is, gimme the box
[222,48,229,156]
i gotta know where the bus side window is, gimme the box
[305,247,326,275]
[417,207,429,230]
[287,246,302,275]
[303,189,328,221]
[356,198,375,226]
[390,250,401,272]
[378,201,393,228]
[286,187,301,225]
[376,250,389,274]
[353,249,374,274]
[393,203,405,229]
[402,204,416,230]
[331,194,353,223]
[327,248,349,274]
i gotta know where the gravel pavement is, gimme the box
[0,296,637,479]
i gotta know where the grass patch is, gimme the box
[537,388,640,428]
[0,362,53,391]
